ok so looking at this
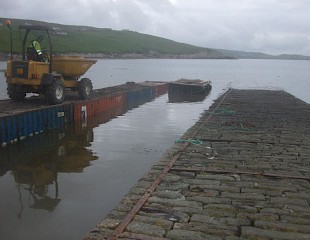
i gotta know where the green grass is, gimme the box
[0,18,221,57]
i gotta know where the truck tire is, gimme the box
[46,79,65,104]
[78,78,93,100]
[7,84,26,102]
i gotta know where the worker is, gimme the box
[28,35,44,61]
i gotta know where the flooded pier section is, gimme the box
[1,81,174,240]
[86,89,310,240]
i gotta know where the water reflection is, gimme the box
[1,126,97,216]
[168,90,211,103]
[0,87,162,225]
[16,175,60,217]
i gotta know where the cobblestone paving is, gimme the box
[86,89,310,240]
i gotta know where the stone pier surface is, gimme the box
[85,89,310,240]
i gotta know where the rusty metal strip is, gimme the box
[196,138,310,147]
[119,230,170,239]
[107,89,232,240]
[107,144,188,240]
[170,167,310,180]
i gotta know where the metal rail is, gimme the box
[107,89,232,239]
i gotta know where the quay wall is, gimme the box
[0,82,168,147]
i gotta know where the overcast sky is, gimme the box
[1,0,310,55]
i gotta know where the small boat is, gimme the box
[168,79,212,102]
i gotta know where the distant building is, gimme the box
[53,31,68,35]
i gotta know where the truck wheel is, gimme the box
[46,79,65,104]
[7,84,26,102]
[78,78,93,100]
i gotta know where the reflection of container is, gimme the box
[168,92,210,103]
[168,79,212,103]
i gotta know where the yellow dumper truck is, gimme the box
[5,22,96,104]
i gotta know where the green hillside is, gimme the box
[216,49,310,60]
[0,18,228,59]
[3,18,307,60]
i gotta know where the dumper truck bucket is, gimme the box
[53,56,97,78]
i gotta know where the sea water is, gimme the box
[0,59,309,240]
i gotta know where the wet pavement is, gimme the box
[86,89,310,240]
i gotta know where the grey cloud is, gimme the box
[0,0,309,55]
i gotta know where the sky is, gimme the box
[1,0,310,56]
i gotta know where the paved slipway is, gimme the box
[85,89,310,240]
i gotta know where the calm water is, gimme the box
[1,59,310,103]
[0,59,309,240]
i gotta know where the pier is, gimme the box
[0,81,167,147]
[85,89,310,240]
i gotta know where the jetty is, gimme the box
[85,89,310,240]
[0,81,167,146]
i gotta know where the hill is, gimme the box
[216,49,310,60]
[1,18,309,60]
[0,18,230,59]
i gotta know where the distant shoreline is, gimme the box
[0,52,235,61]
[1,53,310,61]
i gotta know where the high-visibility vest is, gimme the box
[30,41,42,56]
